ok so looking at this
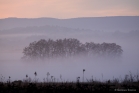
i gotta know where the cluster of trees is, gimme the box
[22,38,123,60]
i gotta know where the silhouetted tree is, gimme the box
[22,38,123,60]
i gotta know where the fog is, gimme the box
[0,17,139,82]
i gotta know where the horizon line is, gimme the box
[1,15,139,20]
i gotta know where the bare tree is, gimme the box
[22,38,123,60]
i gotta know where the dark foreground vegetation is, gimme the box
[0,82,138,93]
[0,73,139,93]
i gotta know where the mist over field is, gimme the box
[0,16,139,82]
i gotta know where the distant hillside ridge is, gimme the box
[0,16,139,32]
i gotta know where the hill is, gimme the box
[0,16,139,32]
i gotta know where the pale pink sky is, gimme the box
[0,0,139,19]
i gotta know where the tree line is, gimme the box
[22,38,123,60]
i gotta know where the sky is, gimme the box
[0,0,139,19]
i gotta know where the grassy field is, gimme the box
[0,73,139,92]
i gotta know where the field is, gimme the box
[0,73,139,92]
[0,17,139,92]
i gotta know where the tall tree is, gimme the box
[22,38,123,60]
